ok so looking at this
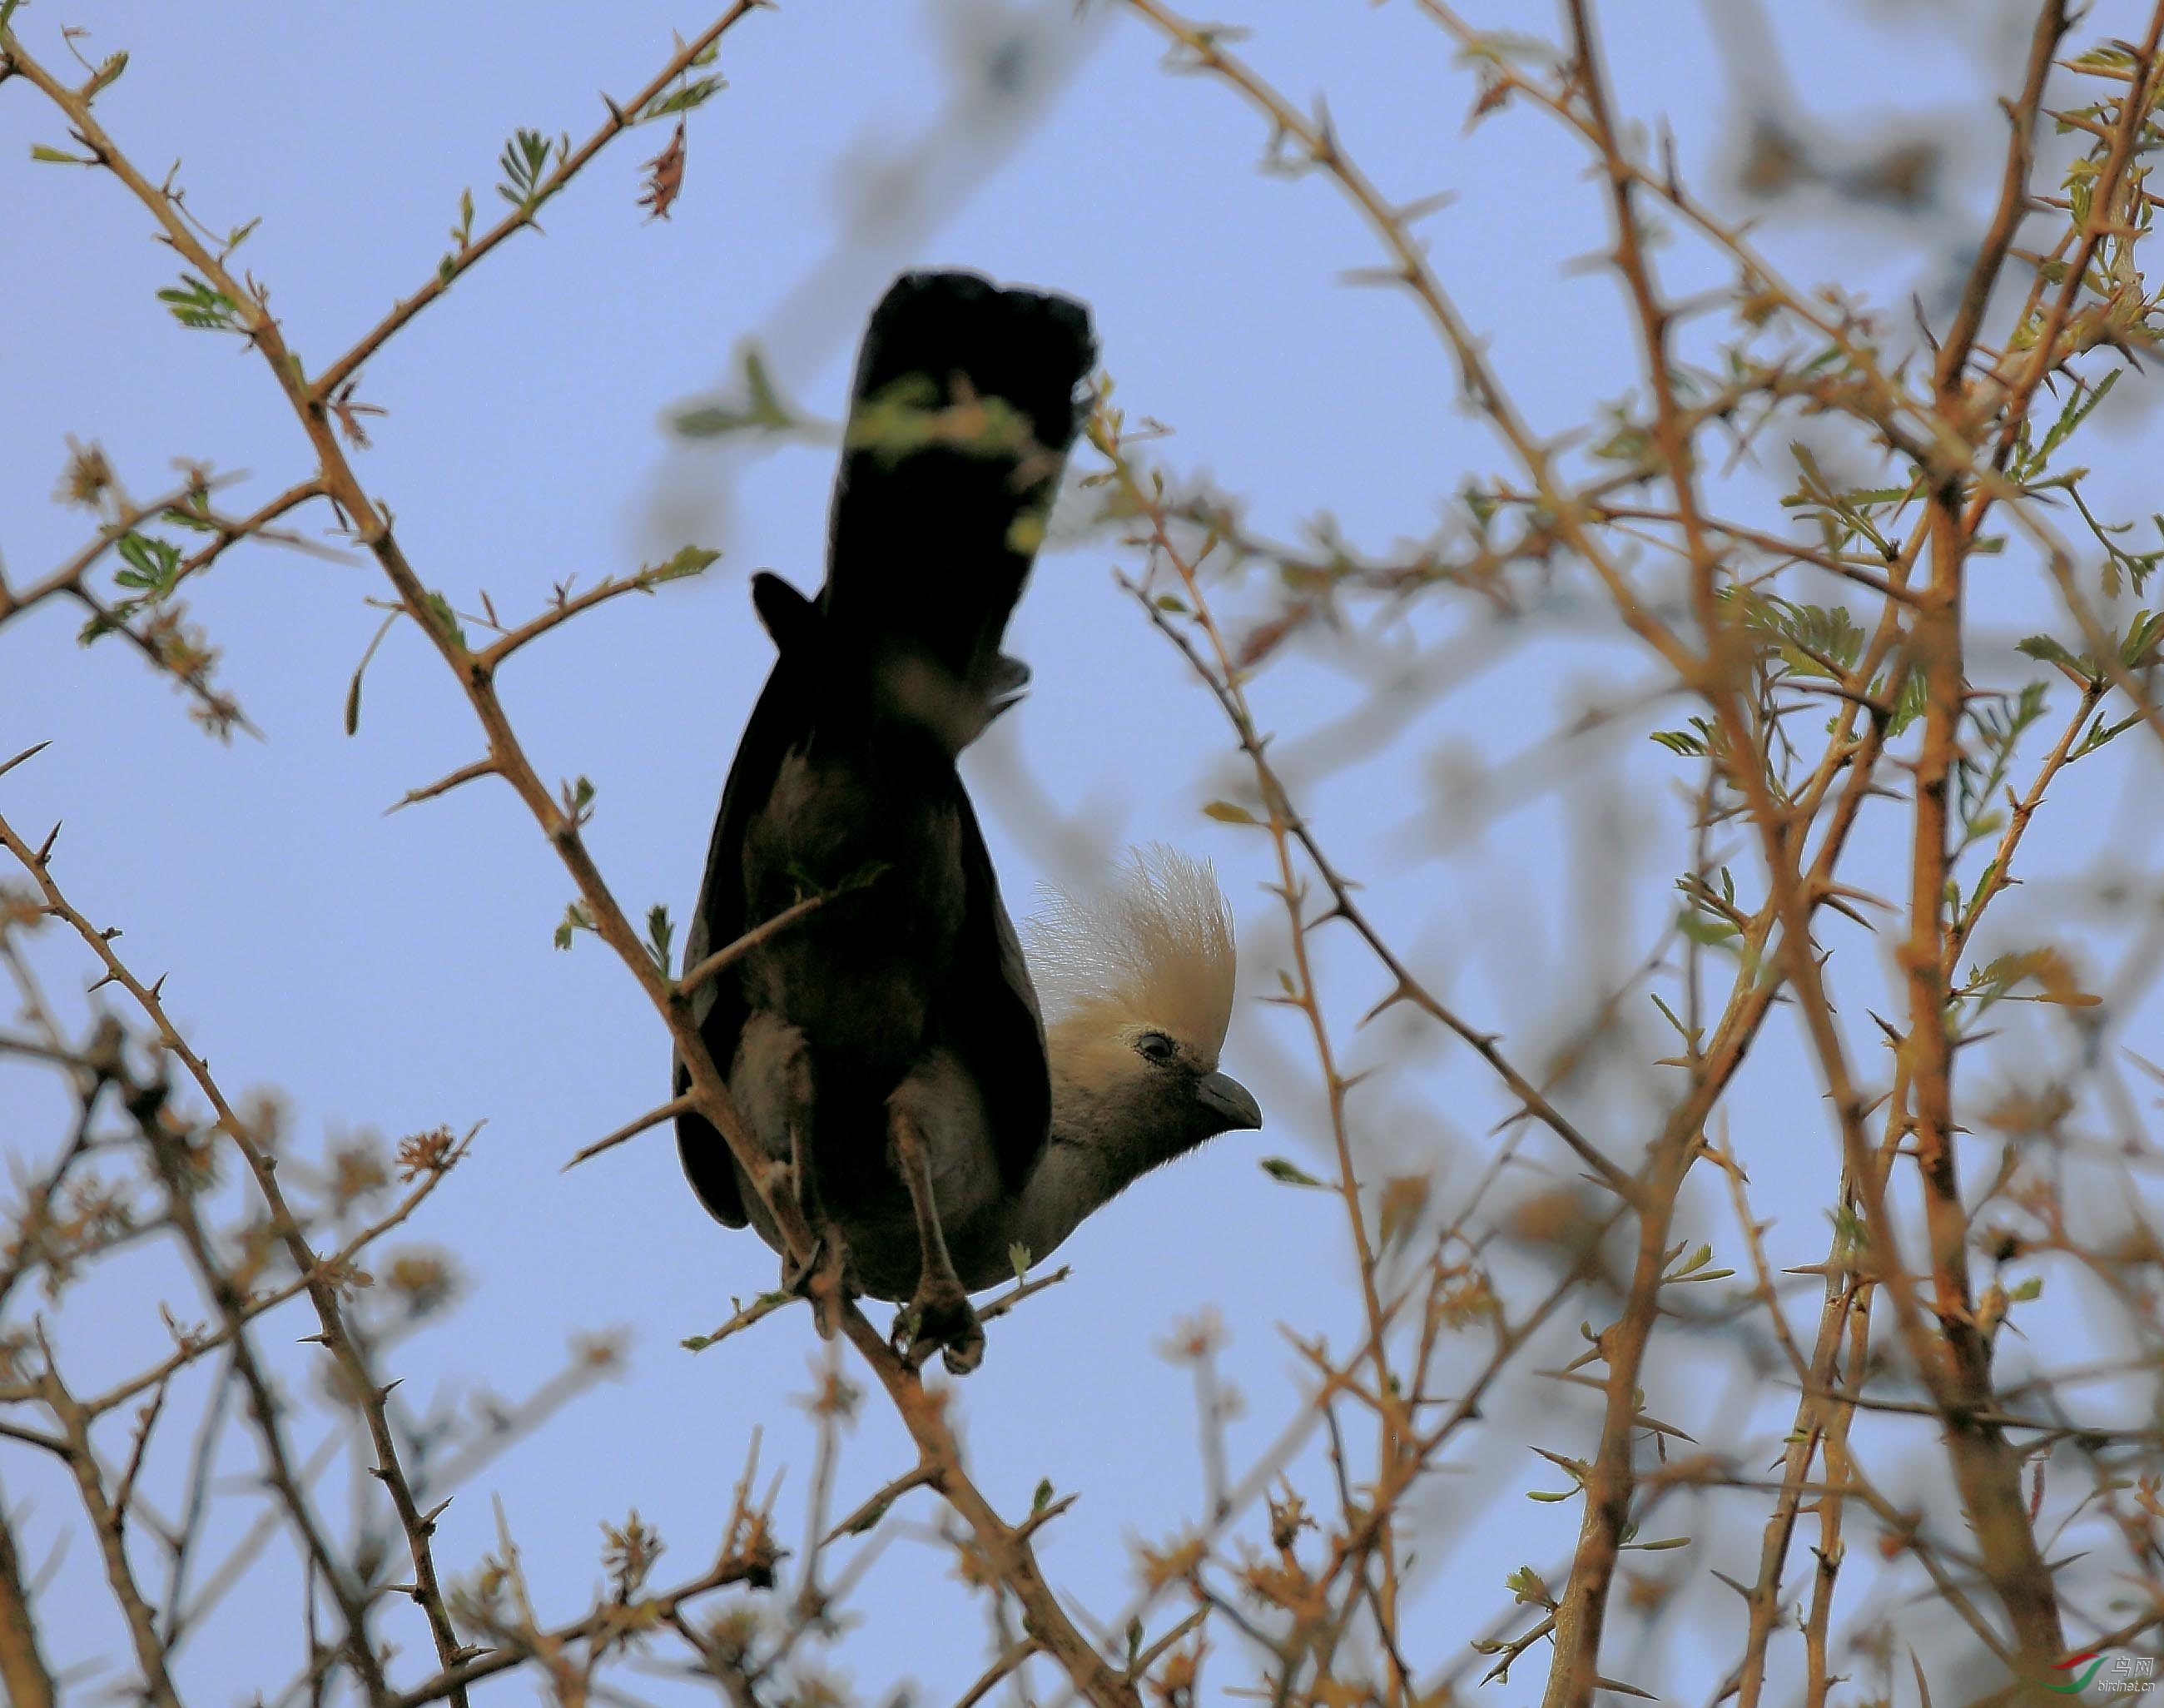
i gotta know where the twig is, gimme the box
[677,893,825,1001]
[563,1095,695,1171]
[0,1475,57,1708]
[823,1465,937,1547]
[955,1638,1039,1708]
[386,757,501,815]
[309,0,772,403]
[0,802,467,1701]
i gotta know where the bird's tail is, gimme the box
[819,270,1095,744]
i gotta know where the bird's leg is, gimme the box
[776,1043,847,1338]
[886,1109,984,1375]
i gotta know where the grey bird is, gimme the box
[673,270,1094,1373]
[955,846,1264,1288]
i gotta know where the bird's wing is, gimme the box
[950,783,1053,1196]
[672,631,811,1229]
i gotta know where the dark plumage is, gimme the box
[931,847,1263,1291]
[674,271,1094,1371]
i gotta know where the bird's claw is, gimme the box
[895,1283,984,1375]
[781,1231,850,1341]
[779,1231,823,1298]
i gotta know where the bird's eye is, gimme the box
[1135,1030,1176,1064]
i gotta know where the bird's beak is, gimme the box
[985,653,1030,719]
[1194,1070,1263,1133]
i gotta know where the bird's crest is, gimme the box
[1029,847,1237,1056]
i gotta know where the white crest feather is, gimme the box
[1028,846,1237,1058]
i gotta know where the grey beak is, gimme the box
[1194,1070,1263,1133]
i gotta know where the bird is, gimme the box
[970,845,1263,1288]
[715,847,1263,1302]
[674,269,1094,1373]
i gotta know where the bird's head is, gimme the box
[1028,847,1262,1164]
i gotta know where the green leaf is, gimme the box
[2069,710,2141,761]
[643,544,720,583]
[30,143,96,165]
[554,901,597,951]
[161,503,221,534]
[113,533,181,597]
[1008,1241,1030,1284]
[1260,1156,1326,1189]
[1648,991,1697,1050]
[645,903,674,974]
[1884,667,1929,737]
[1739,594,1864,680]
[1032,1477,1054,1514]
[671,347,802,439]
[421,590,469,649]
[1676,910,1740,946]
[1203,800,1258,826]
[2008,1276,2043,1303]
[156,273,242,334]
[496,127,558,211]
[2032,369,2118,475]
[640,74,725,122]
[345,610,400,738]
[2120,608,2164,670]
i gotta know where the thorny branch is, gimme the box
[2,12,1141,1705]
[11,0,2164,1702]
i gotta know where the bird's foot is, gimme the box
[894,1281,984,1376]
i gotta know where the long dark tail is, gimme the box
[818,271,1094,741]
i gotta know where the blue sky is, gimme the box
[6,0,2163,1701]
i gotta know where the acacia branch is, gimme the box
[563,1094,692,1171]
[1105,489,1629,1202]
[388,1540,778,1708]
[0,476,224,622]
[677,892,826,1000]
[1968,14,2164,438]
[171,476,333,593]
[310,0,772,403]
[2,30,1143,1703]
[1119,0,1703,688]
[1934,0,2068,392]
[0,1481,57,1708]
[41,1368,183,1708]
[0,803,463,1703]
[475,561,711,672]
